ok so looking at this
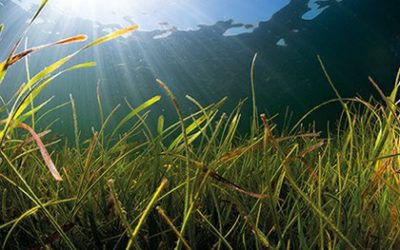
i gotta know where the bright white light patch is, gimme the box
[53,0,96,14]
[51,0,134,22]
[276,38,288,47]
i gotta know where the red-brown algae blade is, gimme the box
[18,122,62,181]
[21,129,51,146]
[8,35,88,66]
[8,49,34,65]
[54,34,88,45]
[193,160,268,199]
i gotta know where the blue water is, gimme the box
[0,0,399,139]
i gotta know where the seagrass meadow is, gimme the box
[1,0,400,249]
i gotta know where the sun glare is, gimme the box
[53,0,111,18]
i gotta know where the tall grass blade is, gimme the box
[317,55,353,157]
[24,38,35,129]
[126,178,168,249]
[69,94,83,169]
[250,53,258,137]
[155,79,192,217]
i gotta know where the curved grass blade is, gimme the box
[36,101,70,124]
[111,95,161,137]
[18,55,74,97]
[168,111,209,150]
[83,24,139,49]
[0,62,96,139]
[317,55,354,156]
[15,97,53,124]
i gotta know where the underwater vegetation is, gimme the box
[1,1,400,249]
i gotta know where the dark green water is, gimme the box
[1,0,399,139]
